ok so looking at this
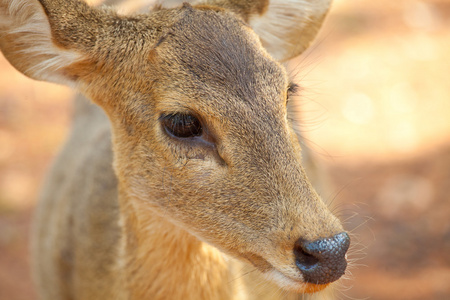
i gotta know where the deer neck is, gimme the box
[116,189,235,300]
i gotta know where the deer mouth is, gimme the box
[264,268,331,294]
[240,252,332,294]
[240,232,350,294]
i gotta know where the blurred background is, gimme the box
[0,0,449,299]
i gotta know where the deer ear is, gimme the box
[201,0,331,62]
[0,0,102,87]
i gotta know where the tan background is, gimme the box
[1,0,449,299]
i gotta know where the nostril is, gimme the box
[294,240,319,271]
[294,232,350,285]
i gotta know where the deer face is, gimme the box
[0,0,348,293]
[80,7,347,292]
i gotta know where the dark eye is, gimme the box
[287,82,300,96]
[286,82,300,106]
[161,113,203,138]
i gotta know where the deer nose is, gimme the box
[294,232,350,284]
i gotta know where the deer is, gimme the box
[0,0,350,299]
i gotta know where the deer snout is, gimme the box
[294,232,350,284]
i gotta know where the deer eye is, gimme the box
[287,82,300,95]
[161,113,203,138]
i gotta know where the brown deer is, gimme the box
[0,0,350,299]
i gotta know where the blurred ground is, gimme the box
[1,0,449,299]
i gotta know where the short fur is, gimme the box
[0,0,346,299]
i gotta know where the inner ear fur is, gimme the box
[201,0,332,62]
[0,0,109,86]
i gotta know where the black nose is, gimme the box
[294,232,350,284]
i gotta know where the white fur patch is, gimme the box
[264,268,306,292]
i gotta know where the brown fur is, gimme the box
[0,0,345,299]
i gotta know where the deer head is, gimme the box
[0,0,349,294]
